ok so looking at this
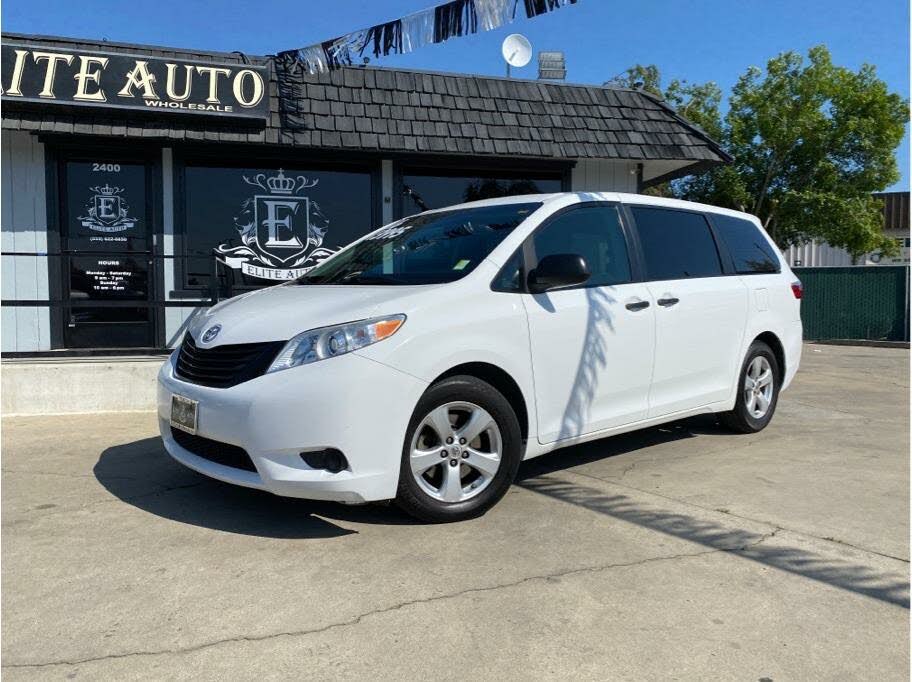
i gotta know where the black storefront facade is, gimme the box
[0,33,729,355]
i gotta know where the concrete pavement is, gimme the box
[1,343,908,680]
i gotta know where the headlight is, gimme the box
[267,314,406,373]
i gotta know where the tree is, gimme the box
[606,66,725,198]
[611,47,909,260]
[607,65,724,141]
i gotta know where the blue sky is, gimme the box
[3,0,908,189]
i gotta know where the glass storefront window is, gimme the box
[62,158,154,348]
[181,165,374,289]
[400,171,563,216]
[64,161,148,253]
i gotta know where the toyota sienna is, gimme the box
[158,192,803,522]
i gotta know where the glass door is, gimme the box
[61,157,155,348]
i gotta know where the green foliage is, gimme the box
[613,47,909,259]
[606,66,724,141]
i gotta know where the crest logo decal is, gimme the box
[202,324,222,343]
[78,184,137,233]
[215,169,338,281]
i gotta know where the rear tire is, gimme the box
[395,375,522,523]
[719,341,780,433]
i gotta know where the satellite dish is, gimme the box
[502,34,533,73]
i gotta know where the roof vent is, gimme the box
[538,51,566,80]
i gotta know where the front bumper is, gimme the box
[157,351,428,503]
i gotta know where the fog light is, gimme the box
[300,448,347,473]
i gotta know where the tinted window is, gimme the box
[299,203,540,286]
[491,249,525,292]
[631,207,722,280]
[532,206,631,287]
[712,214,781,274]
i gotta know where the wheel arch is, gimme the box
[432,362,530,443]
[753,331,786,383]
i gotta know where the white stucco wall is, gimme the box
[570,159,639,193]
[1,130,51,352]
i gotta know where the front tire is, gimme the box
[395,375,522,523]
[720,341,780,433]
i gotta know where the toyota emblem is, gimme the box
[202,324,222,343]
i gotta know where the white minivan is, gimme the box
[158,192,803,522]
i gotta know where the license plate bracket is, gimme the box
[170,394,198,435]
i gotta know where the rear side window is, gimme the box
[532,205,632,287]
[631,207,722,280]
[712,214,781,274]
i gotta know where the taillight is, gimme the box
[791,280,803,299]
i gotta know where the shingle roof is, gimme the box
[276,61,730,163]
[1,33,730,166]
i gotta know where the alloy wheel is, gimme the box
[409,401,503,503]
[744,356,774,419]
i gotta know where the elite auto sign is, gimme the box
[0,42,269,121]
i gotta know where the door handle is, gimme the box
[657,297,680,307]
[625,300,650,311]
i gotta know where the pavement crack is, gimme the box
[810,535,910,564]
[1,547,721,670]
[604,459,641,481]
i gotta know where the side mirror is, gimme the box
[527,253,590,294]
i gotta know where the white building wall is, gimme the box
[1,130,51,352]
[783,241,854,267]
[783,230,911,268]
[570,160,639,193]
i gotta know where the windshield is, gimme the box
[297,202,541,286]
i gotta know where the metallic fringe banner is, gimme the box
[277,0,577,74]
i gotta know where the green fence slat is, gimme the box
[794,266,910,342]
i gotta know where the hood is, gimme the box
[186,283,439,346]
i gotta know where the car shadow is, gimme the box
[96,427,909,607]
[105,278,715,539]
[93,437,419,539]
[517,414,717,482]
[517,472,910,609]
[517,420,909,609]
[94,415,720,540]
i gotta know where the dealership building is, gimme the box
[1,32,729,362]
